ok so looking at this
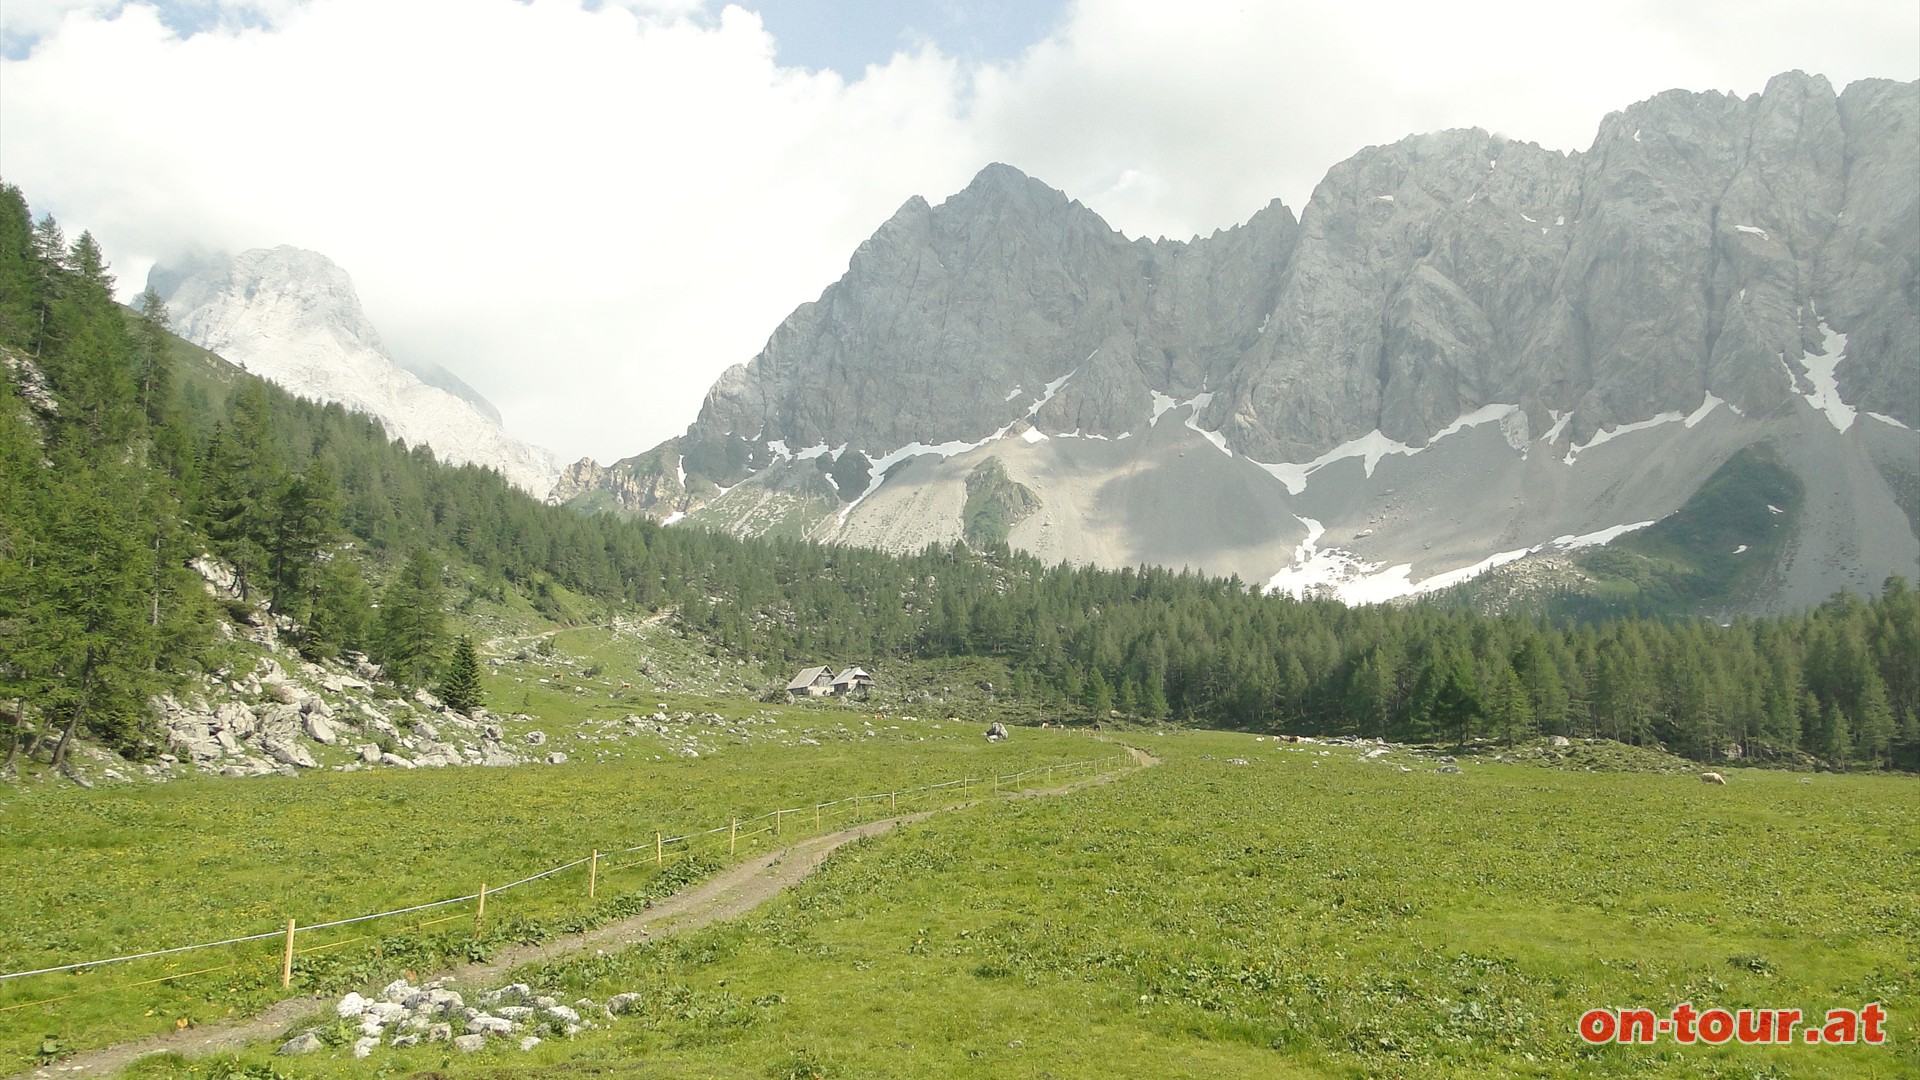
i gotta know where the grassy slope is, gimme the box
[0,619,1102,1070]
[181,731,1918,1079]
[1573,444,1804,615]
[1433,443,1807,619]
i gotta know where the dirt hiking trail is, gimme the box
[20,742,1157,1079]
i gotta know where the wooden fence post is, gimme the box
[282,918,295,989]
[889,791,897,813]
[774,809,781,836]
[589,850,598,899]
[730,819,737,856]
[815,804,822,831]
[476,883,487,931]
[656,831,663,867]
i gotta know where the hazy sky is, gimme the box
[2,0,1914,465]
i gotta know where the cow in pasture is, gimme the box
[1700,772,1727,785]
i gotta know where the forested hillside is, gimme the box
[2,181,1915,777]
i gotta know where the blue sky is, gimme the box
[746,0,1068,76]
[4,0,1073,66]
[3,0,1915,463]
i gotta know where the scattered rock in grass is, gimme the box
[277,1032,323,1056]
[300,981,614,1061]
[260,736,318,769]
[525,730,548,746]
[482,984,531,1006]
[546,751,569,764]
[1437,765,1462,774]
[520,1035,543,1051]
[606,993,643,1016]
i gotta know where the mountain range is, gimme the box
[555,70,1918,614]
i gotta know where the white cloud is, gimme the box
[2,0,1914,464]
[1,1,120,51]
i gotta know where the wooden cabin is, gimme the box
[830,667,873,699]
[785,666,836,699]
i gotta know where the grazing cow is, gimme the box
[1700,772,1727,785]
[619,680,631,690]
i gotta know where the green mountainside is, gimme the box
[2,180,1917,778]
[962,456,1040,548]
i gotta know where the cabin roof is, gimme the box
[786,666,834,691]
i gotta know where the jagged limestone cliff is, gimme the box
[567,72,1919,611]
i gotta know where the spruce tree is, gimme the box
[375,548,446,686]
[301,552,373,660]
[438,635,484,716]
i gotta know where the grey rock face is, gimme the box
[566,72,1917,609]
[678,73,1914,468]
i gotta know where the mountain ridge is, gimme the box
[560,71,1918,613]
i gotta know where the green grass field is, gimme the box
[0,706,1103,1072]
[120,730,1918,1079]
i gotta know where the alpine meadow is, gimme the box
[2,66,1918,1079]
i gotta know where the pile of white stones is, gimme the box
[279,978,643,1058]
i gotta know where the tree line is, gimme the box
[2,179,1914,774]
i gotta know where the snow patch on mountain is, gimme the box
[1799,317,1855,432]
[1559,392,1723,466]
[1251,404,1521,495]
[1266,515,1661,605]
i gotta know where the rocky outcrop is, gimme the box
[149,644,529,778]
[549,441,691,515]
[152,247,561,497]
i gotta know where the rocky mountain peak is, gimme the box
[153,248,562,497]
[568,73,1917,614]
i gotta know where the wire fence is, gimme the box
[0,751,1131,1015]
